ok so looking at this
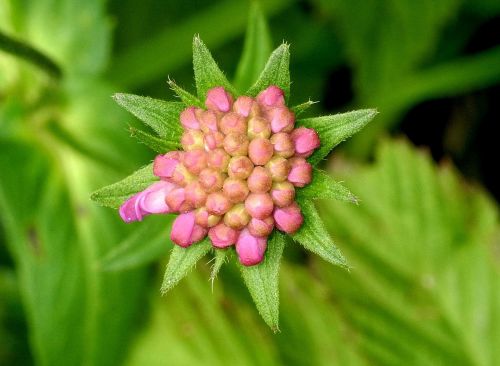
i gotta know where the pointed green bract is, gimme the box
[291,100,317,116]
[210,249,228,285]
[293,200,348,269]
[192,35,238,100]
[129,127,180,153]
[168,79,203,107]
[246,43,290,101]
[233,2,272,92]
[113,93,184,139]
[239,231,286,332]
[100,215,172,272]
[297,168,358,204]
[298,109,378,165]
[160,239,212,294]
[90,163,156,208]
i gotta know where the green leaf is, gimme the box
[113,93,184,139]
[160,238,212,294]
[100,215,172,272]
[192,35,238,100]
[293,199,348,268]
[291,100,317,116]
[298,109,377,165]
[210,249,228,286]
[317,139,500,365]
[233,2,272,92]
[129,127,180,153]
[90,163,157,209]
[239,231,286,332]
[167,79,203,107]
[246,43,290,101]
[297,168,358,204]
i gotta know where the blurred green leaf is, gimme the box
[160,239,212,294]
[297,168,358,204]
[192,35,238,99]
[108,0,292,88]
[127,267,281,366]
[246,43,290,101]
[129,127,179,153]
[113,93,184,139]
[239,231,286,332]
[91,164,156,209]
[293,199,348,268]
[317,139,500,365]
[233,2,272,92]
[100,215,172,272]
[167,79,203,107]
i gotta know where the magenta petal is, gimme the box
[153,153,180,178]
[205,87,233,112]
[236,229,267,266]
[170,211,206,247]
[140,181,176,214]
[256,85,285,108]
[273,203,303,234]
[119,193,143,223]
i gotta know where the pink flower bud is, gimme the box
[207,148,230,172]
[171,211,207,247]
[291,127,320,158]
[228,156,254,180]
[270,132,295,158]
[119,193,144,223]
[205,87,233,112]
[180,107,201,130]
[153,151,181,177]
[219,112,247,135]
[247,216,274,237]
[181,129,204,151]
[194,207,221,228]
[184,181,207,207]
[198,110,219,133]
[244,193,274,219]
[273,202,303,234]
[287,157,312,187]
[198,168,225,193]
[247,166,272,193]
[223,178,249,203]
[247,116,271,139]
[139,181,177,214]
[265,156,291,182]
[248,138,274,166]
[223,133,249,156]
[204,131,224,151]
[206,192,232,215]
[223,203,250,229]
[266,107,295,133]
[153,152,193,186]
[182,149,207,174]
[236,229,268,266]
[165,187,193,213]
[208,223,239,248]
[270,181,295,207]
[233,96,260,117]
[256,85,285,108]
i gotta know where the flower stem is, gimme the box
[0,30,62,79]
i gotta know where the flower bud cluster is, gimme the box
[119,86,320,266]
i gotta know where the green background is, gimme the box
[1,0,499,365]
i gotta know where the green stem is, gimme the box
[0,30,62,79]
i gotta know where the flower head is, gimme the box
[117,85,320,265]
